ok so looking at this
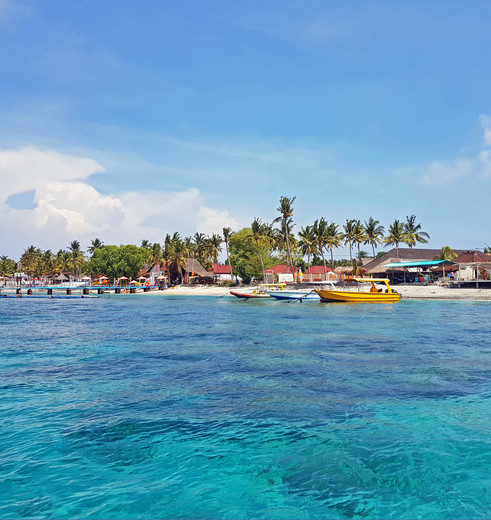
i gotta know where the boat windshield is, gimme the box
[339,278,393,293]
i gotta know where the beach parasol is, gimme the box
[130,280,138,284]
[81,276,91,281]
[138,276,147,281]
[118,276,129,281]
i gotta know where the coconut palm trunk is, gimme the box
[274,197,296,280]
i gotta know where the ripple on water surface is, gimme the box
[0,296,490,519]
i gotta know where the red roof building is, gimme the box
[263,264,298,274]
[212,263,232,275]
[212,263,233,281]
[302,265,335,281]
[303,265,333,274]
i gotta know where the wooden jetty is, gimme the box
[450,280,491,289]
[0,285,160,299]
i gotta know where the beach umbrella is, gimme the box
[118,276,129,281]
[157,275,167,279]
[99,276,108,280]
[138,276,146,281]
[81,276,91,281]
[130,280,138,284]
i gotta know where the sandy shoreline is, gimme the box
[147,284,491,301]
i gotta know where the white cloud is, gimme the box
[420,153,491,186]
[0,146,239,258]
[0,146,105,203]
[417,118,491,186]
[33,181,124,235]
[196,206,238,236]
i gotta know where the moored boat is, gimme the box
[266,282,336,301]
[315,278,401,303]
[230,284,285,299]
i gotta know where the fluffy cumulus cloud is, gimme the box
[0,146,238,258]
[33,181,124,235]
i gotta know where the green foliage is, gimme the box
[230,228,277,282]
[88,245,148,280]
[404,215,430,248]
[0,256,17,276]
[433,246,457,261]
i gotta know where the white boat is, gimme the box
[265,282,336,301]
[230,283,286,299]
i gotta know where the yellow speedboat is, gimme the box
[315,277,401,303]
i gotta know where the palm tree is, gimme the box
[434,246,457,261]
[207,233,223,264]
[222,227,234,281]
[353,220,367,260]
[71,251,86,276]
[141,239,151,250]
[68,240,81,253]
[325,222,343,268]
[193,232,207,264]
[20,245,41,277]
[342,219,358,264]
[67,241,85,275]
[148,242,162,267]
[0,256,16,277]
[403,215,430,248]
[167,233,188,284]
[384,219,406,258]
[298,225,317,281]
[313,218,329,275]
[363,217,385,257]
[87,238,104,255]
[54,249,72,274]
[41,250,55,276]
[162,233,179,280]
[273,196,296,277]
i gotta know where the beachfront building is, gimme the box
[452,251,491,281]
[138,263,163,285]
[212,263,233,282]
[168,258,214,284]
[263,264,299,284]
[47,272,79,285]
[365,248,456,278]
[364,247,491,282]
[302,265,335,282]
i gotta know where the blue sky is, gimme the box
[1,0,491,259]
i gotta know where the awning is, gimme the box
[384,260,457,268]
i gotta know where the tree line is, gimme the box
[0,196,430,283]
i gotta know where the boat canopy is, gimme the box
[383,260,457,268]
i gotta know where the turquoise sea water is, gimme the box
[0,295,490,519]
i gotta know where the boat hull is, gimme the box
[267,291,319,300]
[316,289,401,303]
[230,290,270,299]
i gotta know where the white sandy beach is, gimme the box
[148,284,491,301]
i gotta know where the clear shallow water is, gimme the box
[0,295,490,519]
